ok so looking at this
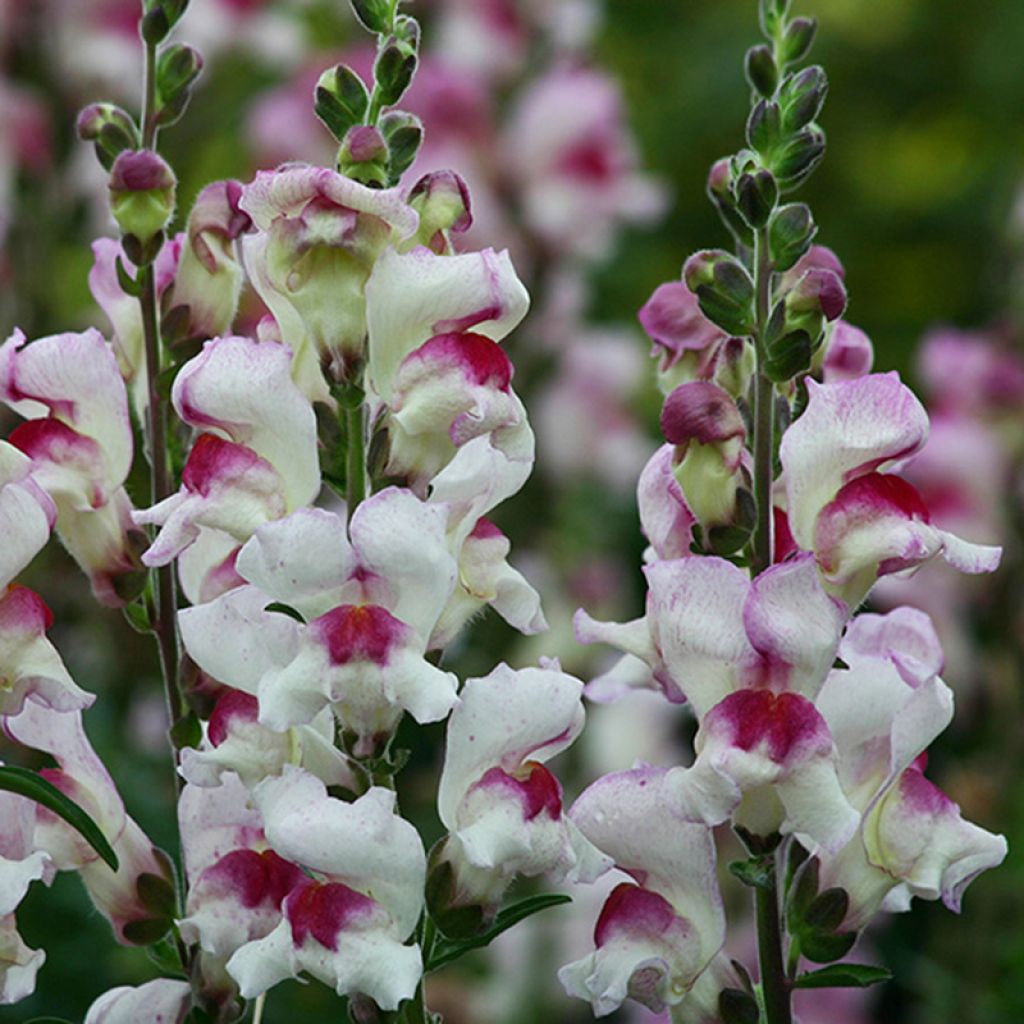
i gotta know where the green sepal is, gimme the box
[764,329,812,383]
[735,169,778,230]
[138,870,178,919]
[729,856,774,891]
[155,44,203,127]
[145,933,188,979]
[804,887,849,931]
[719,988,760,1024]
[772,125,826,190]
[122,916,173,946]
[793,963,893,989]
[170,711,202,750]
[381,111,423,186]
[747,99,782,155]
[779,66,828,134]
[115,256,140,296]
[767,203,816,271]
[426,893,572,972]
[123,599,153,635]
[0,765,118,871]
[349,0,392,33]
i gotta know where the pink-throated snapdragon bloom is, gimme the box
[576,554,860,851]
[225,767,426,1008]
[559,766,728,1018]
[778,372,1002,606]
[0,443,55,591]
[238,164,420,384]
[179,488,459,752]
[433,662,609,918]
[0,327,142,605]
[811,608,1007,931]
[133,334,320,569]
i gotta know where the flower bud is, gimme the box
[407,169,471,251]
[735,168,778,229]
[169,179,251,339]
[772,124,826,189]
[768,202,816,271]
[338,125,389,187]
[714,336,757,397]
[683,250,755,337]
[782,16,818,63]
[377,109,423,187]
[108,150,176,248]
[745,44,778,97]
[785,268,847,326]
[661,382,748,540]
[314,64,370,142]
[349,0,391,33]
[76,103,140,170]
[780,65,828,133]
[155,43,203,127]
[747,98,783,156]
[374,36,418,107]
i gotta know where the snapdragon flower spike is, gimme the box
[364,244,529,407]
[83,978,190,1024]
[226,767,425,1009]
[779,372,1002,606]
[434,662,609,915]
[179,687,354,791]
[559,766,725,1017]
[0,328,141,605]
[813,608,1007,930]
[384,330,528,494]
[3,701,173,944]
[577,555,858,849]
[89,233,182,416]
[0,586,93,716]
[239,163,420,382]
[179,489,459,747]
[0,443,55,590]
[134,335,320,567]
[168,179,251,342]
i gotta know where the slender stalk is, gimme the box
[756,852,792,1024]
[751,225,775,576]
[252,993,266,1024]
[136,38,183,736]
[347,401,367,513]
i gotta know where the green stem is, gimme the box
[138,39,183,742]
[756,853,792,1024]
[347,401,367,513]
[751,225,775,576]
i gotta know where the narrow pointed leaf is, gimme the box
[794,963,892,989]
[0,766,118,871]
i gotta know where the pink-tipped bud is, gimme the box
[108,150,176,245]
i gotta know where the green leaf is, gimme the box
[264,602,306,624]
[123,599,153,635]
[764,329,812,383]
[794,963,893,989]
[0,766,118,871]
[426,893,571,971]
[145,934,188,979]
